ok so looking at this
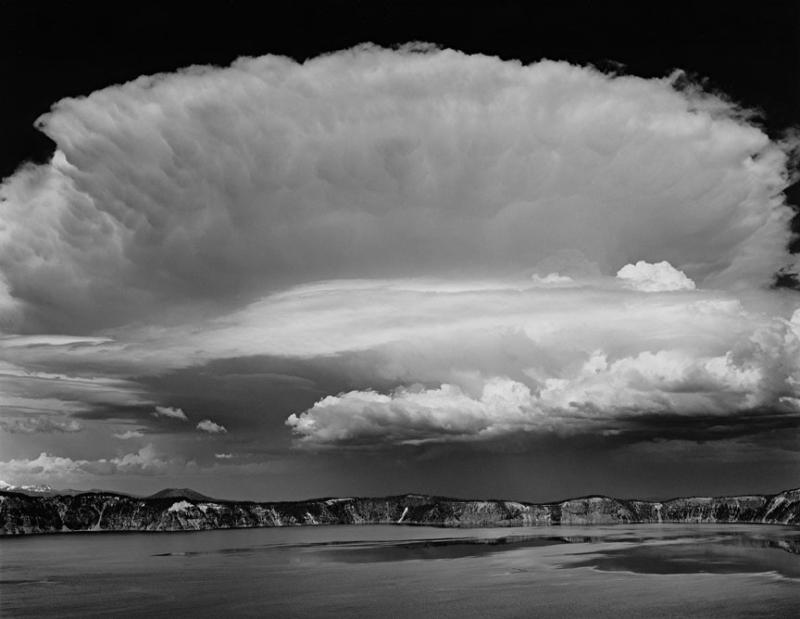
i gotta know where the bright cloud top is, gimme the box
[113,430,144,440]
[0,45,797,334]
[278,275,800,446]
[197,419,227,434]
[616,260,696,292]
[287,379,537,446]
[152,406,188,421]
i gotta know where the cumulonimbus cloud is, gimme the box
[0,46,797,457]
[0,45,796,334]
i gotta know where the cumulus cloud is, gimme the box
[0,445,177,482]
[616,260,696,292]
[287,379,538,446]
[152,406,188,421]
[280,278,800,446]
[0,445,276,486]
[197,419,227,434]
[0,46,796,334]
[531,272,574,285]
[287,334,800,447]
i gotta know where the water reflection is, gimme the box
[3,524,799,618]
[316,527,800,578]
[566,540,800,579]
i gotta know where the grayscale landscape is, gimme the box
[1,2,798,616]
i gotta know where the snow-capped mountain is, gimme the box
[0,480,55,494]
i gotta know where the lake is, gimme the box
[2,524,799,617]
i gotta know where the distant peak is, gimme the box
[148,487,217,501]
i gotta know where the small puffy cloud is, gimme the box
[197,419,227,434]
[616,260,696,292]
[152,406,187,421]
[113,429,144,440]
[0,417,82,434]
[108,444,173,474]
[531,273,574,285]
[530,249,602,281]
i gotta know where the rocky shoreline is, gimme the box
[2,487,798,535]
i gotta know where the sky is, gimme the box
[1,2,799,501]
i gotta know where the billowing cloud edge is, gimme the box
[1,45,798,335]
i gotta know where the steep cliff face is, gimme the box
[1,488,798,535]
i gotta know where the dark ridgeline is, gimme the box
[1,487,798,535]
[147,488,217,502]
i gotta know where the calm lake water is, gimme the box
[2,524,799,617]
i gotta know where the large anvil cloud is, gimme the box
[0,45,797,481]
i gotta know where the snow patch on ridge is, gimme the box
[763,496,788,523]
[167,500,194,513]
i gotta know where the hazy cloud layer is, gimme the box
[1,45,796,334]
[0,416,82,434]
